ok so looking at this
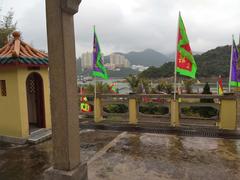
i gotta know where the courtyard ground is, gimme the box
[0,130,240,180]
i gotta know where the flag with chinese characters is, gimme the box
[176,13,197,79]
[91,27,109,80]
[230,38,240,87]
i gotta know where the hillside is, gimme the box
[139,45,232,79]
[105,49,170,66]
[195,45,231,77]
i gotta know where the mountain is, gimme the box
[105,49,170,67]
[139,45,232,79]
[124,49,170,66]
[166,51,203,60]
[195,45,231,77]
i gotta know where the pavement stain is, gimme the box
[0,130,120,180]
[1,131,240,180]
[89,133,240,180]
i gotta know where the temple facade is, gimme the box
[0,32,51,142]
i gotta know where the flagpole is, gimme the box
[174,12,180,100]
[93,25,97,99]
[229,35,234,93]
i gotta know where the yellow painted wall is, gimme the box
[0,66,51,139]
[170,100,179,127]
[219,99,237,130]
[129,98,138,124]
[94,97,103,122]
[0,67,23,137]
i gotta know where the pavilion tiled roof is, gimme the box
[0,32,48,67]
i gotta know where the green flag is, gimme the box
[91,27,109,80]
[176,14,197,79]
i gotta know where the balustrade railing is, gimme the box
[79,93,238,130]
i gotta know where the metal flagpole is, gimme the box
[229,35,234,93]
[174,12,180,100]
[93,25,97,99]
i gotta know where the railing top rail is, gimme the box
[178,94,236,99]
[78,93,237,100]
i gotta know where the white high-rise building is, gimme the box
[110,53,130,68]
[81,52,105,70]
[81,52,92,70]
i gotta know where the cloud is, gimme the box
[2,0,240,57]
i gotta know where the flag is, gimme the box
[176,13,197,79]
[91,27,109,80]
[109,82,118,94]
[217,76,224,95]
[80,87,92,112]
[230,38,240,87]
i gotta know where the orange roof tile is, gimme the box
[0,32,48,67]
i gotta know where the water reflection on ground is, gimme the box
[0,131,240,180]
[0,130,120,180]
[89,133,240,180]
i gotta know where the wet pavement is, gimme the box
[0,130,240,180]
[89,133,240,180]
[0,130,120,180]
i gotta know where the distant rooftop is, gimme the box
[0,32,48,67]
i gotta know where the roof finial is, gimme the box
[12,31,21,40]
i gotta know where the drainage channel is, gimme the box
[80,123,240,139]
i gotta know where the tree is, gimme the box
[0,10,17,47]
[184,79,195,94]
[81,82,114,94]
[200,82,213,103]
[202,82,211,94]
[156,81,173,94]
[125,74,140,93]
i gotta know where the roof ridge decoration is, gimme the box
[0,32,48,67]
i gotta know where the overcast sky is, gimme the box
[1,0,240,57]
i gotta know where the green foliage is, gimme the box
[195,46,231,77]
[140,79,151,94]
[0,10,16,47]
[183,79,195,94]
[125,74,140,93]
[103,104,128,113]
[139,102,169,115]
[139,45,233,79]
[201,82,214,103]
[202,82,211,94]
[181,106,218,118]
[125,75,153,93]
[139,62,174,79]
[82,82,115,94]
[156,81,173,94]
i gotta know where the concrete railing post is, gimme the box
[170,99,179,127]
[236,92,240,129]
[129,94,138,124]
[44,0,87,179]
[219,99,237,130]
[94,93,103,122]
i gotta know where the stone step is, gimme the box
[28,128,52,144]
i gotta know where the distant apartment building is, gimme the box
[81,52,104,70]
[81,52,92,70]
[110,53,130,68]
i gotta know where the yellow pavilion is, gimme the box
[0,32,51,143]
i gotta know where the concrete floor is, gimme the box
[1,130,240,180]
